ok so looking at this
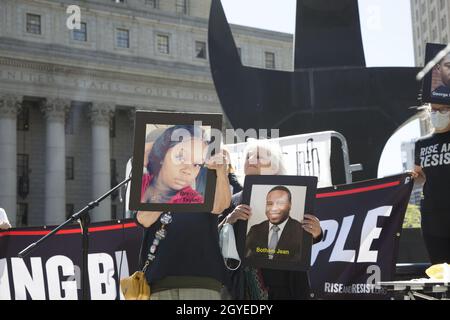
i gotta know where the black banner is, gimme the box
[310,173,413,299]
[0,220,142,300]
[0,174,412,300]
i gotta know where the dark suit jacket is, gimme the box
[245,217,303,262]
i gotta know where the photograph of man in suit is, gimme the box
[245,185,303,262]
[432,52,450,98]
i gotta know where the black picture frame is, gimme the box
[239,175,318,271]
[129,111,222,213]
[422,43,450,105]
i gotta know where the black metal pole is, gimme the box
[18,176,132,300]
[79,213,90,300]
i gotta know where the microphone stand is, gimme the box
[18,176,132,300]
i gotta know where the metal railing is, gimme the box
[330,131,363,184]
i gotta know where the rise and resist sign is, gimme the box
[310,173,413,299]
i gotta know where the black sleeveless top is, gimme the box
[138,212,226,285]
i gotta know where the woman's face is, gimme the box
[430,104,450,132]
[244,147,279,176]
[158,138,207,190]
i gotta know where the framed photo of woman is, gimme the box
[129,111,222,212]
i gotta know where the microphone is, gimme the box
[119,157,133,203]
[18,242,37,258]
[124,157,133,218]
[119,185,123,203]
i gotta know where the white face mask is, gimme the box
[430,111,450,130]
[219,223,241,270]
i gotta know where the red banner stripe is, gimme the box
[0,222,137,237]
[1,181,401,237]
[316,181,401,198]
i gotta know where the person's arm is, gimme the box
[135,211,163,228]
[412,141,426,187]
[211,169,231,214]
[206,153,232,214]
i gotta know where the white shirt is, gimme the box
[0,207,11,229]
[268,218,289,246]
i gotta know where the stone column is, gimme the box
[88,102,115,222]
[41,98,70,225]
[0,94,21,227]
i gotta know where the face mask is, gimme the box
[430,111,450,130]
[219,223,241,270]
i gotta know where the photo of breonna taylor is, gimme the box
[140,124,210,204]
[245,184,306,265]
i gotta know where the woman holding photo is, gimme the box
[219,139,323,300]
[135,149,231,300]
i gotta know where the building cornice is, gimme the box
[0,56,220,107]
[0,55,216,89]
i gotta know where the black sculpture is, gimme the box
[208,0,421,183]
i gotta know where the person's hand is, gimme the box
[409,166,426,186]
[301,214,322,239]
[205,152,228,177]
[406,170,419,179]
[225,205,252,225]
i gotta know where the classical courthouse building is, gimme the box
[410,0,450,65]
[0,0,293,226]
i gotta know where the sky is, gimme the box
[221,0,422,178]
[221,0,416,67]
